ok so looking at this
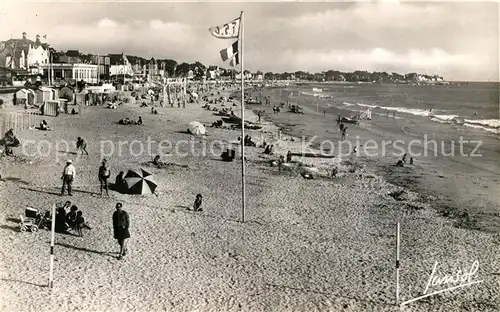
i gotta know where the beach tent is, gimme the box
[124,169,158,195]
[187,121,206,135]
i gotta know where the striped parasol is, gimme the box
[124,169,158,195]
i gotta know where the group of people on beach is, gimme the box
[1,128,20,156]
[118,117,143,125]
[55,201,91,237]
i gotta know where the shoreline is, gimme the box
[250,87,500,233]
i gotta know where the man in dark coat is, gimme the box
[112,203,130,260]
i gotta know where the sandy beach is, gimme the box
[0,86,499,311]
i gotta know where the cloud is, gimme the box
[97,18,118,28]
[0,2,497,81]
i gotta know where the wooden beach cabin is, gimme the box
[14,88,36,105]
[40,100,59,116]
[35,87,57,104]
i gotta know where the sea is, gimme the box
[296,82,499,135]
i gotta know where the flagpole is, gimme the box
[240,10,246,223]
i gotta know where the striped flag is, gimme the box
[209,18,240,39]
[229,53,239,67]
[220,41,238,62]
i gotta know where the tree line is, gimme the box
[49,50,444,82]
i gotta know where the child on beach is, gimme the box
[76,137,88,155]
[75,211,91,237]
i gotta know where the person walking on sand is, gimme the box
[193,194,203,212]
[341,127,348,141]
[61,160,76,196]
[112,203,130,260]
[98,159,111,196]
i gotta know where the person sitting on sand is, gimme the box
[286,150,292,163]
[151,107,155,114]
[264,144,274,155]
[396,160,404,167]
[153,155,161,166]
[39,120,50,130]
[115,171,126,192]
[66,205,78,229]
[137,117,143,125]
[193,194,203,212]
[278,155,285,171]
[244,135,256,147]
[331,167,338,178]
[55,206,68,233]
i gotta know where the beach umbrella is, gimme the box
[187,121,206,135]
[124,169,158,195]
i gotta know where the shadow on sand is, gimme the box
[56,242,117,258]
[21,187,60,196]
[0,224,20,232]
[0,177,30,185]
[0,278,47,288]
[108,183,127,194]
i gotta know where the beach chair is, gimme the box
[221,149,236,162]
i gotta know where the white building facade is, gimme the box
[41,63,98,84]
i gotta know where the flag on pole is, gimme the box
[209,17,240,39]
[220,41,238,62]
[229,53,239,67]
[209,12,246,223]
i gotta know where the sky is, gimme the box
[0,0,498,81]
